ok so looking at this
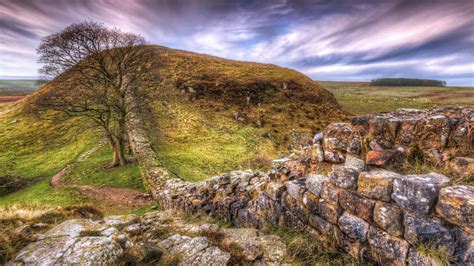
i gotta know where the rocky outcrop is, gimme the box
[126,107,473,265]
[9,211,288,265]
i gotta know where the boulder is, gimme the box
[338,212,369,242]
[445,157,474,178]
[338,189,375,222]
[161,234,230,265]
[10,219,124,265]
[358,170,400,201]
[373,201,403,237]
[392,173,450,214]
[436,185,474,234]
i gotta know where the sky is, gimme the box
[1,0,473,86]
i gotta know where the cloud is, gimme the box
[0,0,473,86]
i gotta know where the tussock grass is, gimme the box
[265,226,356,265]
[416,241,451,265]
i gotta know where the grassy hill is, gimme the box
[0,45,344,209]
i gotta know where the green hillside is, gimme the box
[0,45,344,209]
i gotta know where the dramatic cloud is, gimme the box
[0,0,473,85]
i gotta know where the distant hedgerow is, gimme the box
[370,78,446,87]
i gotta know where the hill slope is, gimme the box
[2,45,344,186]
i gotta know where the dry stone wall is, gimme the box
[127,107,474,265]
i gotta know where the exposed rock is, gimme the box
[392,173,450,214]
[367,226,409,265]
[338,189,375,222]
[266,182,286,201]
[436,185,474,234]
[10,219,124,265]
[373,201,403,237]
[338,212,369,242]
[328,165,360,190]
[160,234,230,265]
[358,170,400,201]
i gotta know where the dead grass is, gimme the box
[0,205,103,264]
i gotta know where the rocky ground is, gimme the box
[7,210,288,265]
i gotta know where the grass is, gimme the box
[322,81,474,115]
[416,241,451,265]
[62,145,145,191]
[265,226,356,265]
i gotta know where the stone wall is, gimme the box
[127,107,473,265]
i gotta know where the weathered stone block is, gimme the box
[285,178,306,201]
[366,149,404,169]
[367,226,409,265]
[339,232,363,259]
[305,174,328,196]
[338,212,369,242]
[281,192,308,224]
[302,191,319,213]
[358,170,400,201]
[319,199,342,224]
[404,213,456,256]
[320,180,339,205]
[436,185,474,234]
[309,214,333,235]
[328,165,359,190]
[266,182,286,201]
[392,173,450,214]
[345,155,365,172]
[457,230,474,265]
[373,201,403,237]
[338,189,375,222]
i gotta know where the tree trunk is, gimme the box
[106,133,127,167]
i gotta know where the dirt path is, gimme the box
[51,144,152,208]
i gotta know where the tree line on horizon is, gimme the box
[370,78,446,87]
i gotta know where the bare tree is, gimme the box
[34,21,153,167]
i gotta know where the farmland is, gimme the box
[321,81,474,115]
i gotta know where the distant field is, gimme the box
[0,79,39,96]
[321,81,474,115]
